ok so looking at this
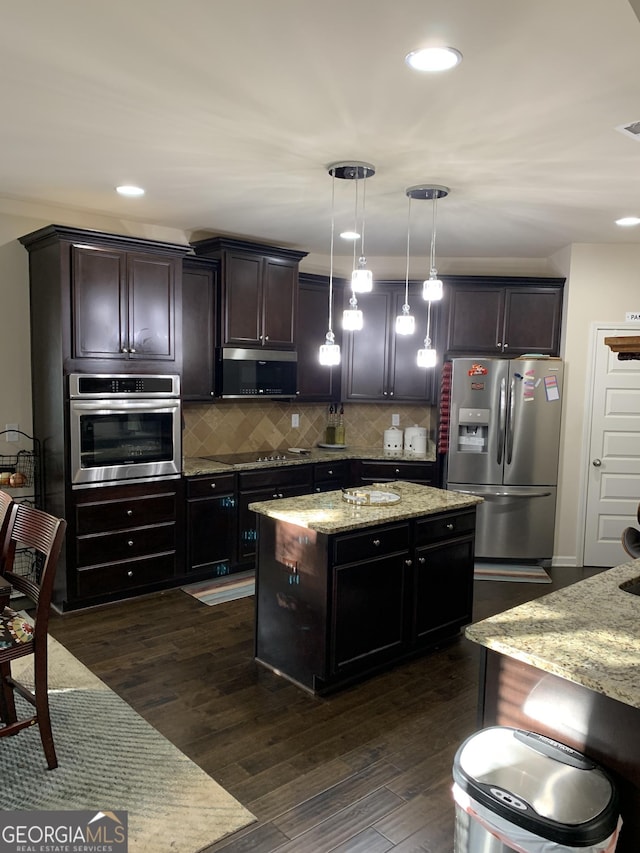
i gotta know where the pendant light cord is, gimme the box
[404,195,412,308]
[359,174,367,262]
[328,171,336,335]
[430,192,438,277]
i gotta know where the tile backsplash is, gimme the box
[183,401,434,457]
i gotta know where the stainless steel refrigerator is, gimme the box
[445,357,563,562]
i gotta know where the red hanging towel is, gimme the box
[438,361,452,455]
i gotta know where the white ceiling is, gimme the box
[3,0,640,268]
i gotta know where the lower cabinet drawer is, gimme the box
[415,510,476,545]
[333,523,410,566]
[76,552,175,599]
[76,493,177,535]
[77,522,176,566]
[358,461,434,484]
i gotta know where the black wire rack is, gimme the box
[0,430,43,584]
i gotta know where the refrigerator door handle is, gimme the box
[453,489,553,499]
[505,376,516,465]
[497,376,506,465]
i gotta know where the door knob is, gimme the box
[592,459,602,467]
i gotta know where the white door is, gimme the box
[584,326,640,566]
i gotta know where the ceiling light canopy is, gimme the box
[116,185,145,197]
[405,46,462,72]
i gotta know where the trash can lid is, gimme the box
[452,727,619,846]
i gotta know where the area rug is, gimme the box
[474,562,552,583]
[1,635,256,852]
[181,570,255,606]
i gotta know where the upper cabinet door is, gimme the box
[296,275,342,402]
[72,246,128,359]
[262,257,298,348]
[223,252,263,346]
[446,286,505,354]
[343,288,392,400]
[181,260,218,400]
[501,287,563,355]
[127,253,177,359]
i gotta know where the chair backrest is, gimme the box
[2,503,66,631]
[0,489,13,550]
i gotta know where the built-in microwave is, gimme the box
[217,348,298,398]
[68,374,182,487]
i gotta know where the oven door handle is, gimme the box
[71,400,180,412]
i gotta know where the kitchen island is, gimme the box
[465,561,640,852]
[249,481,482,695]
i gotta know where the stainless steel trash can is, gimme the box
[452,727,621,852]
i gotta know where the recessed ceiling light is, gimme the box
[340,231,360,241]
[405,46,462,72]
[116,185,145,197]
[616,216,640,227]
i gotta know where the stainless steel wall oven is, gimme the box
[68,374,181,487]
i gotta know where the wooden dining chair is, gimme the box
[0,490,13,551]
[621,525,640,559]
[0,502,66,769]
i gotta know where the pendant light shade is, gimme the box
[405,184,449,368]
[343,293,364,330]
[319,329,341,365]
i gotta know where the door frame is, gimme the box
[578,321,640,566]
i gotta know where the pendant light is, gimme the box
[329,162,375,295]
[395,192,416,335]
[405,185,449,368]
[343,194,364,330]
[318,168,341,366]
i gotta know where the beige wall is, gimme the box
[554,243,640,566]
[2,198,640,567]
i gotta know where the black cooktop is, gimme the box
[204,450,294,465]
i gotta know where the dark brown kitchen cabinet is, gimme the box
[343,282,437,402]
[19,225,189,375]
[354,459,435,486]
[413,509,476,646]
[185,473,236,576]
[255,504,477,694]
[71,478,184,609]
[297,273,344,402]
[237,465,313,566]
[313,460,349,492]
[71,246,180,362]
[181,256,219,399]
[444,277,564,356]
[191,237,307,350]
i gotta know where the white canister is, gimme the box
[404,425,427,458]
[383,427,404,457]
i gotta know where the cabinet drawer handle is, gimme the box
[278,492,283,498]
[404,559,412,566]
[210,483,216,489]
[129,347,136,353]
[503,343,509,348]
[315,487,321,492]
[395,469,400,474]
[446,523,454,531]
[121,347,129,353]
[372,538,381,547]
[127,539,134,547]
[418,556,426,564]
[496,342,502,348]
[126,509,133,516]
[264,335,269,341]
[328,469,333,475]
[127,570,133,578]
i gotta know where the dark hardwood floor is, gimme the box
[48,566,604,853]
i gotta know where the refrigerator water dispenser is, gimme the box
[457,408,489,453]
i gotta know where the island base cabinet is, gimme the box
[255,507,476,695]
[255,518,329,691]
[480,649,640,852]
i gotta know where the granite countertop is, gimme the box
[465,561,640,709]
[182,444,436,477]
[248,480,482,535]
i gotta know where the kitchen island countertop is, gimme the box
[465,560,640,709]
[248,480,482,535]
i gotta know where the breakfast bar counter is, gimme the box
[249,482,481,695]
[465,561,640,851]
